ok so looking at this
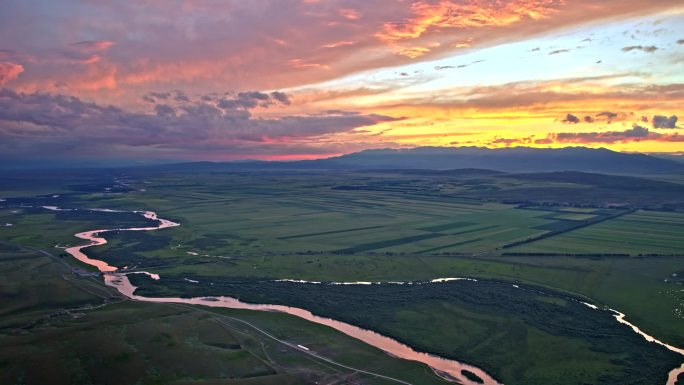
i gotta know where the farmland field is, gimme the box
[1,168,683,385]
[87,172,631,259]
[508,210,684,255]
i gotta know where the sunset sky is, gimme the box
[1,0,683,163]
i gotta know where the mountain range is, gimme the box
[131,147,684,175]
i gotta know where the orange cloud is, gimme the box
[323,41,356,48]
[397,46,432,58]
[376,0,563,43]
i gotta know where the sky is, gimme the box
[0,0,683,163]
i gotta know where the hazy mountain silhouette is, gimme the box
[46,146,682,175]
[314,147,683,174]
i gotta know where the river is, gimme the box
[60,206,683,385]
[62,208,502,385]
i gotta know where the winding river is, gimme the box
[58,207,683,385]
[62,207,502,385]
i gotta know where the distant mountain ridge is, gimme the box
[41,146,682,175]
[315,147,683,174]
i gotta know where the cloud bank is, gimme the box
[0,89,399,160]
[2,0,680,98]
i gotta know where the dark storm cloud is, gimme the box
[652,115,678,129]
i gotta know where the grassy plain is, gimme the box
[1,168,684,385]
[0,246,451,385]
[509,210,684,254]
[132,275,681,385]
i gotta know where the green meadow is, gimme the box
[0,246,451,385]
[1,169,683,385]
[509,210,684,255]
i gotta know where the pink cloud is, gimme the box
[0,62,24,85]
[338,8,360,20]
[323,40,356,48]
[2,0,680,98]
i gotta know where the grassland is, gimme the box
[0,246,452,385]
[1,168,683,385]
[132,275,681,385]
[509,210,684,255]
[85,173,626,259]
